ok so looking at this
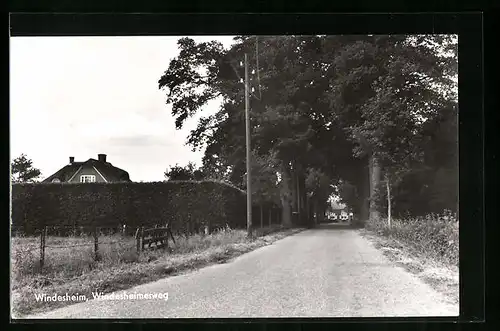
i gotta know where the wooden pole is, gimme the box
[39,226,46,270]
[168,225,176,245]
[245,53,253,238]
[386,174,392,229]
[93,226,99,261]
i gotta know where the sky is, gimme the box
[10,35,457,184]
[10,36,236,182]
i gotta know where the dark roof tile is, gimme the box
[43,158,131,182]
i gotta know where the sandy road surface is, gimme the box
[23,223,458,319]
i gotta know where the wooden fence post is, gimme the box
[168,224,176,245]
[93,226,99,261]
[135,227,140,253]
[140,226,144,252]
[39,226,46,270]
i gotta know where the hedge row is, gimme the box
[11,181,248,235]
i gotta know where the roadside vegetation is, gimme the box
[361,210,459,304]
[11,225,303,317]
[11,35,459,316]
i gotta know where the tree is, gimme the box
[242,150,281,228]
[322,35,457,224]
[158,35,458,227]
[11,154,42,183]
[337,180,359,215]
[305,168,335,225]
[388,101,458,217]
[159,36,325,227]
[164,162,205,181]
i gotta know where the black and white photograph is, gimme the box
[10,33,459,319]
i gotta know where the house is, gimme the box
[43,154,131,183]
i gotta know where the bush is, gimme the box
[366,210,459,266]
[11,181,247,235]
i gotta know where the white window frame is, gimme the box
[80,175,96,183]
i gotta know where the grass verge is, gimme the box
[359,212,458,305]
[11,225,304,318]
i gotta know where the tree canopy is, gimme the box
[158,35,458,226]
[11,154,42,183]
[164,162,205,181]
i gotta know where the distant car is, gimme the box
[328,214,339,222]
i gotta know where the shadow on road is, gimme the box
[314,222,357,230]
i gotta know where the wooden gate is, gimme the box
[135,224,176,252]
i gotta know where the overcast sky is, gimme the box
[10,36,236,182]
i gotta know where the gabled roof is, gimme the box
[43,158,131,183]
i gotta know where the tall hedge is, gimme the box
[11,181,247,235]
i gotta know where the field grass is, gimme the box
[361,211,459,304]
[11,224,303,318]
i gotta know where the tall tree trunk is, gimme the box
[291,162,297,215]
[260,203,264,229]
[295,170,307,226]
[313,199,318,224]
[281,198,291,226]
[268,206,272,227]
[279,162,293,227]
[369,153,382,222]
[299,174,308,226]
[355,160,370,227]
[304,190,308,226]
[386,173,392,229]
[316,199,325,224]
[311,197,315,225]
[296,171,301,224]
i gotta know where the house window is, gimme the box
[80,175,96,183]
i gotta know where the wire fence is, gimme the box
[10,204,286,271]
[11,224,178,270]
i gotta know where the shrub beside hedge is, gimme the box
[11,181,247,235]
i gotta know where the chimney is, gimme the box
[69,156,75,164]
[98,154,107,163]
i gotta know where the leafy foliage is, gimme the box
[305,168,334,205]
[158,35,458,224]
[243,150,281,206]
[11,154,42,183]
[164,162,205,181]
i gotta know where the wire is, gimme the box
[12,247,39,253]
[45,243,97,249]
[45,240,136,249]
[255,36,262,100]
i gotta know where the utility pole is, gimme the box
[245,53,253,238]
